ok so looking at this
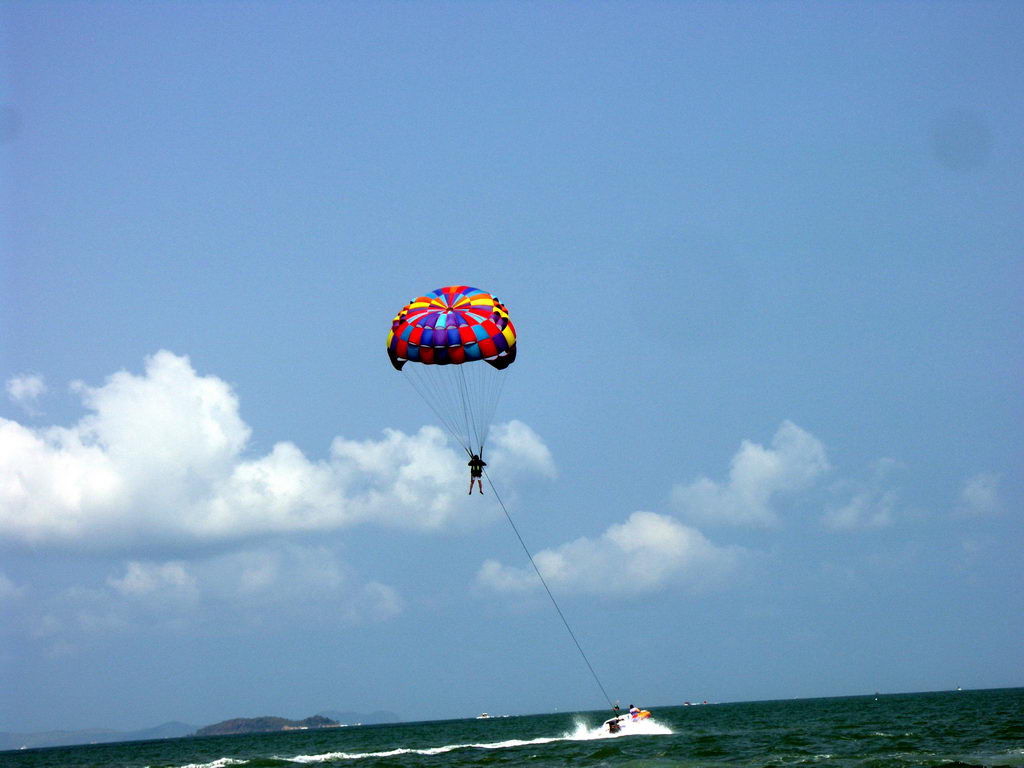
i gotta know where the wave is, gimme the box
[175,759,250,768]
[159,718,673,767]
[285,718,673,763]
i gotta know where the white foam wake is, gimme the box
[564,717,674,740]
[286,718,672,763]
[175,759,248,768]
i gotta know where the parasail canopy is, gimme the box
[387,285,516,371]
[387,285,517,456]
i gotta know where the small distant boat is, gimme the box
[476,713,490,719]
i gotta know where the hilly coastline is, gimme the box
[2,710,402,750]
[318,709,402,725]
[0,722,196,751]
[196,715,338,736]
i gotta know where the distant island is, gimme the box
[2,710,403,750]
[0,722,196,751]
[196,715,339,736]
[318,709,401,725]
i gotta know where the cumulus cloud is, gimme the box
[108,561,196,598]
[824,458,901,530]
[12,545,404,650]
[671,421,830,526]
[485,421,557,479]
[956,472,1002,517]
[823,493,897,528]
[199,545,404,624]
[824,488,896,529]
[135,548,403,626]
[478,511,741,596]
[204,545,405,621]
[6,374,47,414]
[0,351,554,548]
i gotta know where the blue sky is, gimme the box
[1,1,1022,732]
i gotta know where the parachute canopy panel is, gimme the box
[387,285,516,455]
[387,285,516,371]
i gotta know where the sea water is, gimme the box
[3,688,1021,768]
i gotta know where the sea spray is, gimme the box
[565,717,674,741]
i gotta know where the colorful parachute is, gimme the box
[387,286,516,455]
[387,285,516,370]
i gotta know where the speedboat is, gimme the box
[603,709,651,734]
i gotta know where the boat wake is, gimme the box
[280,718,672,763]
[169,719,673,767]
[565,717,674,740]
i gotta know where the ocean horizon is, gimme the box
[3,687,1021,768]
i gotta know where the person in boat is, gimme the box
[468,453,486,494]
[629,705,640,718]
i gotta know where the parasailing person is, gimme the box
[468,453,487,494]
[387,285,516,473]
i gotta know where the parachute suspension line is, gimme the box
[454,364,507,456]
[417,373,467,453]
[482,468,616,712]
[403,363,509,458]
[403,367,472,456]
[476,365,507,454]
[454,365,478,455]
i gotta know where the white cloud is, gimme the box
[6,374,47,414]
[478,511,741,596]
[11,545,405,645]
[824,458,901,530]
[0,351,555,548]
[671,421,830,526]
[108,561,196,598]
[0,418,124,542]
[486,421,557,479]
[824,488,896,529]
[198,545,404,624]
[348,581,403,624]
[956,472,1002,517]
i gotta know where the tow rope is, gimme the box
[483,468,616,712]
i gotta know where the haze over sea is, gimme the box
[4,688,1021,768]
